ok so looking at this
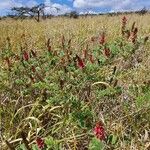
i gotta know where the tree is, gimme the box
[11,4,59,22]
[137,7,148,15]
[69,11,79,19]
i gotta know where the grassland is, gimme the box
[0,14,150,150]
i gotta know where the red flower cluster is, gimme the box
[104,47,111,58]
[130,27,138,43]
[94,122,106,141]
[23,51,29,61]
[76,55,85,69]
[36,137,45,149]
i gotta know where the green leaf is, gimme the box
[136,90,150,108]
[32,145,39,150]
[107,134,118,145]
[15,79,24,85]
[89,137,105,150]
[16,144,27,150]
[111,135,118,145]
[45,136,60,150]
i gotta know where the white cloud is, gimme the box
[73,0,118,8]
[0,0,22,10]
[44,0,72,15]
[73,0,150,11]
[0,0,23,15]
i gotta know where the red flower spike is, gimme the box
[68,39,72,49]
[89,54,94,63]
[36,137,45,149]
[121,16,127,36]
[122,16,127,25]
[53,51,58,56]
[47,38,52,52]
[83,49,88,59]
[61,35,65,49]
[15,54,20,61]
[94,122,106,141]
[91,36,95,42]
[30,75,35,82]
[76,55,85,69]
[47,38,50,47]
[126,30,131,39]
[133,27,138,35]
[104,47,111,57]
[48,45,52,52]
[130,27,138,43]
[31,66,36,72]
[99,32,106,45]
[144,36,149,43]
[23,51,29,61]
[83,44,89,59]
[5,57,11,67]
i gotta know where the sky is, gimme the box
[0,0,150,16]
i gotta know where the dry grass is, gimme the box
[0,14,150,51]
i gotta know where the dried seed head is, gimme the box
[131,22,136,32]
[76,54,85,69]
[61,35,65,49]
[31,50,37,57]
[99,32,106,45]
[144,36,149,43]
[68,38,72,49]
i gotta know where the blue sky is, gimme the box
[0,0,150,16]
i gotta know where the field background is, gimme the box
[0,14,150,150]
[0,14,150,51]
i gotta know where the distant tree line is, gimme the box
[107,7,149,16]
